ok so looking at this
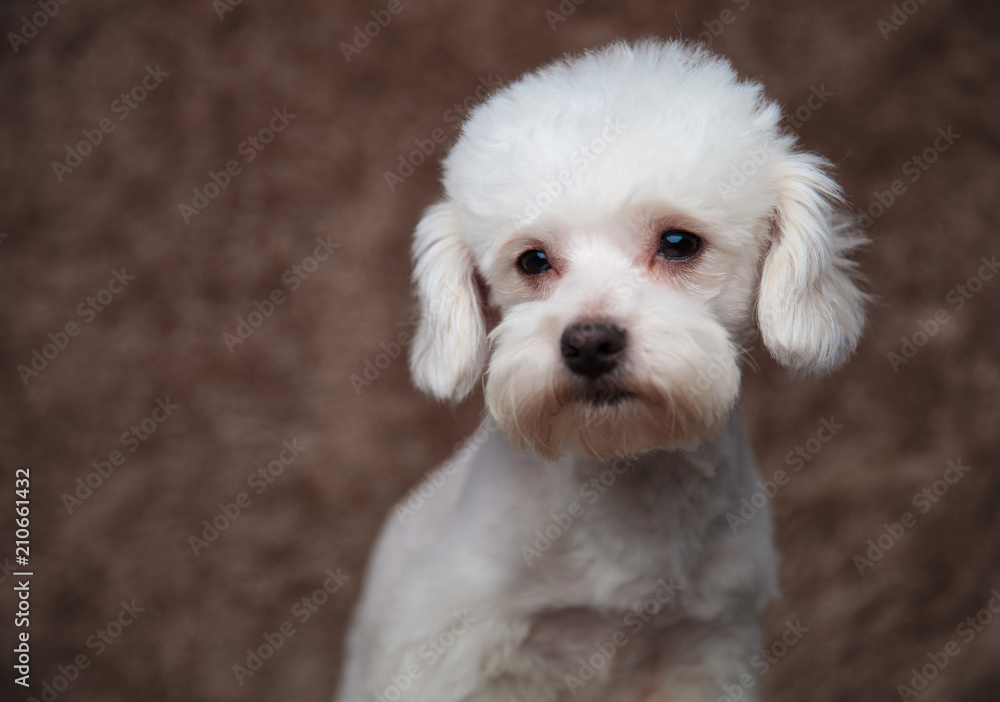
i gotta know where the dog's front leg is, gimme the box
[598,620,763,702]
[360,603,546,702]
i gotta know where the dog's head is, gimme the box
[408,40,866,459]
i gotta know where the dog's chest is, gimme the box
[464,431,737,618]
[509,461,711,617]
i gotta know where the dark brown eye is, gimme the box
[658,230,701,260]
[518,250,551,275]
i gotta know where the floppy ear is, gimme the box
[408,201,487,402]
[757,153,867,375]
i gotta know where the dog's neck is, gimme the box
[474,406,770,613]
[559,407,748,485]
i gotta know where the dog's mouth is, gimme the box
[573,382,636,407]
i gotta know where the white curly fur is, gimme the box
[339,39,865,702]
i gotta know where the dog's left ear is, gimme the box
[408,200,488,402]
[757,152,867,375]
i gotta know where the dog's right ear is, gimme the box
[409,201,487,402]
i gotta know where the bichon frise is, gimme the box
[337,39,865,702]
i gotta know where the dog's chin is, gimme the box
[486,376,736,461]
[577,384,636,407]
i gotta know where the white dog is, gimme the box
[337,40,865,702]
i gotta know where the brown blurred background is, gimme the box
[2,0,999,700]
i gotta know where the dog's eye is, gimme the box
[658,230,701,260]
[517,250,552,275]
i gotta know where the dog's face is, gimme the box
[408,41,866,460]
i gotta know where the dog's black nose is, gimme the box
[560,322,626,379]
